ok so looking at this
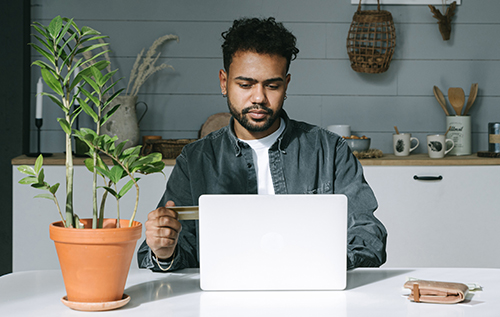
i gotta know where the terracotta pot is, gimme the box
[49,219,142,302]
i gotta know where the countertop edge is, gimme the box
[11,153,500,167]
[11,154,177,166]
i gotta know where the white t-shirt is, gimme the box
[240,118,286,195]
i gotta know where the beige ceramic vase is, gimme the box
[101,95,147,149]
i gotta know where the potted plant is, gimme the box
[17,16,165,309]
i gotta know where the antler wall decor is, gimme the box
[429,1,457,41]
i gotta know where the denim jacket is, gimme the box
[138,111,387,271]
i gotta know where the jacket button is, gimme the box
[247,163,252,168]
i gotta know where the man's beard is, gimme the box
[227,99,282,133]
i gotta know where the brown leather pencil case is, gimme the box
[404,280,469,304]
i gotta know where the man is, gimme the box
[138,17,387,271]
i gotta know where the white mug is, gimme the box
[327,125,351,138]
[393,133,419,156]
[427,134,454,158]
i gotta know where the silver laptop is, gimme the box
[198,194,347,291]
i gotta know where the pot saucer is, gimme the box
[61,294,130,311]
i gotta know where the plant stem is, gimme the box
[91,93,103,229]
[98,179,111,228]
[64,113,74,228]
[115,183,120,228]
[52,192,67,228]
[98,148,140,227]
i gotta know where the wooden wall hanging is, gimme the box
[346,0,396,74]
[428,1,457,41]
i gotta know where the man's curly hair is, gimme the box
[221,17,299,73]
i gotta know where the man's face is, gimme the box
[219,51,291,140]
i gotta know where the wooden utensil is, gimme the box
[394,126,399,134]
[433,86,450,116]
[463,83,478,116]
[448,87,465,115]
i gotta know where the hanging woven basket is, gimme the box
[346,0,396,74]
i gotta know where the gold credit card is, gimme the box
[166,206,199,220]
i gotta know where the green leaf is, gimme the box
[84,158,94,173]
[17,165,36,176]
[80,35,108,44]
[32,34,53,54]
[81,26,101,36]
[101,69,118,87]
[47,16,63,39]
[70,60,110,90]
[102,82,124,99]
[58,32,77,65]
[78,98,98,122]
[34,154,43,174]
[114,141,127,158]
[122,146,142,158]
[99,186,118,198]
[32,23,48,39]
[57,118,72,135]
[81,74,100,96]
[110,165,125,183]
[80,50,110,68]
[102,88,124,108]
[41,93,66,113]
[62,17,80,36]
[95,165,112,179]
[29,43,55,65]
[37,168,45,184]
[34,193,55,201]
[75,43,109,57]
[18,176,39,185]
[41,68,63,96]
[70,106,83,125]
[49,183,60,195]
[55,17,74,46]
[31,60,56,74]
[100,104,120,126]
[65,58,83,86]
[118,179,138,199]
[31,182,50,190]
[79,88,99,111]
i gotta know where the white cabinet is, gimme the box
[13,155,500,271]
[363,165,500,268]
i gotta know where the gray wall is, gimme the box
[30,0,500,155]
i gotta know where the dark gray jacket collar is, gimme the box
[227,110,291,156]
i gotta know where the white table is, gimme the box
[0,268,497,316]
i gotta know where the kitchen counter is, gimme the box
[11,153,500,167]
[11,153,177,166]
[359,153,500,166]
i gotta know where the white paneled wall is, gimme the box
[30,0,500,154]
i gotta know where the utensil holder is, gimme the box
[446,116,471,156]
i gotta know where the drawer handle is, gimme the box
[413,175,443,181]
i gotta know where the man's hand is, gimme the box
[145,200,182,261]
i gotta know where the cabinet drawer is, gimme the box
[363,166,500,268]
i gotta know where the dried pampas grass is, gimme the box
[126,34,179,96]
